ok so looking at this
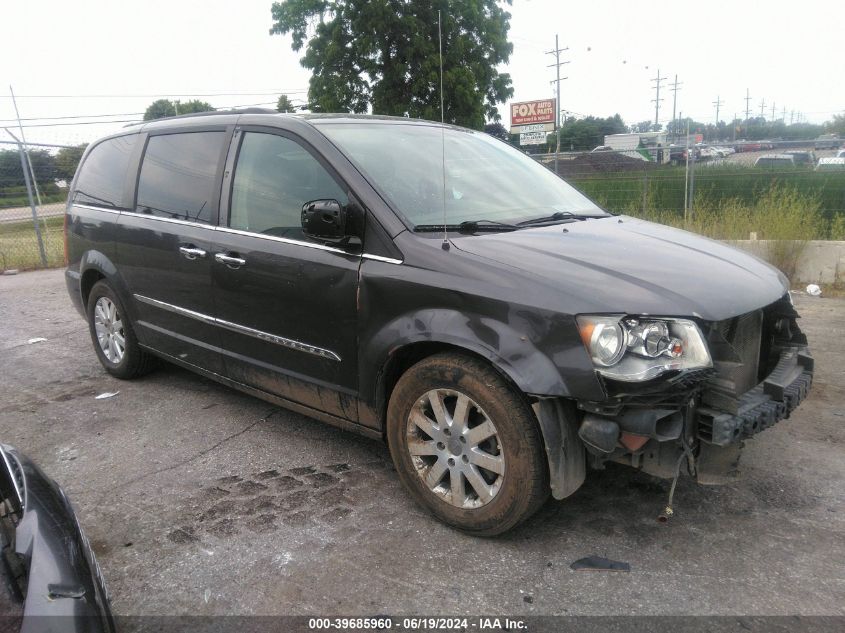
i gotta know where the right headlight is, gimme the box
[576,315,712,382]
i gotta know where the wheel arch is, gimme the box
[375,341,587,503]
[376,341,531,434]
[78,250,133,315]
[361,309,572,434]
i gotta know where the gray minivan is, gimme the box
[64,110,813,535]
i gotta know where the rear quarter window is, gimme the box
[135,132,225,224]
[73,134,140,208]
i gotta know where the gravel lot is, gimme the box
[0,269,843,619]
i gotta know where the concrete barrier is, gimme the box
[727,239,845,284]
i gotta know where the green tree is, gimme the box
[0,149,56,188]
[277,94,296,112]
[556,114,627,151]
[54,144,88,182]
[483,122,509,142]
[826,113,845,136]
[269,0,514,129]
[143,99,214,120]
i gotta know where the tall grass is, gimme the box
[0,216,65,270]
[570,165,845,226]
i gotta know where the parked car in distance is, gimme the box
[754,154,796,168]
[590,145,613,152]
[0,444,114,631]
[836,149,845,158]
[815,157,845,171]
[736,141,762,152]
[783,150,816,166]
[64,111,813,535]
[814,134,841,150]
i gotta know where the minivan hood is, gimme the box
[451,216,787,322]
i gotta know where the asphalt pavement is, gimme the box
[0,269,843,618]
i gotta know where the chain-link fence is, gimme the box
[1,139,77,271]
[534,140,845,242]
[2,135,844,273]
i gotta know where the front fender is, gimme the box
[379,308,568,394]
[359,307,605,416]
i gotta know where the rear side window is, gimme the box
[73,134,139,208]
[136,132,224,224]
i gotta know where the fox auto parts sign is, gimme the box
[510,99,556,128]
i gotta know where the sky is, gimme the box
[2,0,843,146]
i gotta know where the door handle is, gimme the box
[179,246,207,260]
[215,253,247,268]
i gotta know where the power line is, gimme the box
[0,90,308,99]
[9,119,142,128]
[0,100,283,124]
[0,112,146,123]
[5,102,285,128]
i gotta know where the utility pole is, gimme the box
[546,34,569,177]
[744,88,752,138]
[713,95,724,140]
[651,69,665,128]
[9,86,43,209]
[759,98,766,119]
[4,128,47,266]
[771,102,776,121]
[732,112,737,142]
[670,75,682,141]
[790,110,795,125]
[781,106,786,122]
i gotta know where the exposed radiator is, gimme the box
[704,309,763,411]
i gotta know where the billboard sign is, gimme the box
[519,131,548,146]
[511,99,556,128]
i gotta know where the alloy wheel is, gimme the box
[406,389,505,509]
[93,296,125,363]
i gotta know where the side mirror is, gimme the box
[301,199,347,241]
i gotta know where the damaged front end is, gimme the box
[580,293,812,484]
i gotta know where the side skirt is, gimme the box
[140,344,383,442]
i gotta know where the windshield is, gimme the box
[317,122,608,228]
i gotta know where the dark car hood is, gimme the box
[451,216,788,322]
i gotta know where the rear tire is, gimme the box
[86,280,156,379]
[387,352,549,536]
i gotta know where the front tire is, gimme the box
[387,352,549,536]
[86,280,156,379]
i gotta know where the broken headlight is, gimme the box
[576,315,712,382]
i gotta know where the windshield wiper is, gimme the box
[516,211,579,226]
[414,220,521,234]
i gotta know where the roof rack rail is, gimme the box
[124,107,278,127]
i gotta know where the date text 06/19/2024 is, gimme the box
[307,617,527,630]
